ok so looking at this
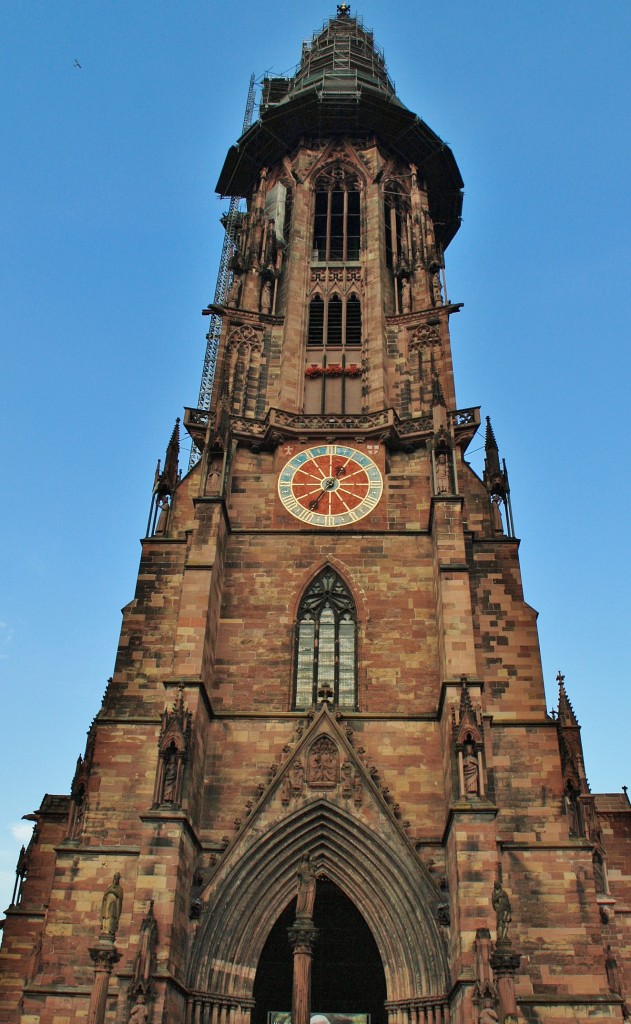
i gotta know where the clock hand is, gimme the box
[308,475,337,510]
[308,492,325,511]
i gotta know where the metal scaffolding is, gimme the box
[189,73,256,468]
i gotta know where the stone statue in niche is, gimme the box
[564,781,582,836]
[593,852,607,893]
[281,775,291,806]
[436,452,451,494]
[260,277,273,315]
[292,761,305,797]
[490,495,503,534]
[307,736,339,787]
[463,744,480,795]
[101,872,123,938]
[154,497,170,536]
[68,784,87,841]
[227,274,243,309]
[161,746,178,803]
[341,761,353,799]
[206,456,223,496]
[491,881,511,942]
[296,853,316,919]
[401,276,411,313]
[353,772,363,806]
[605,946,623,995]
[478,1004,499,1024]
[129,996,149,1024]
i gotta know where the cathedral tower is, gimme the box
[2,9,631,1024]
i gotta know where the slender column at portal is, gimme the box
[288,921,319,1024]
[490,942,521,1022]
[87,940,121,1024]
[288,854,319,1024]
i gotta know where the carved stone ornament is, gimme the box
[226,323,264,353]
[152,687,192,809]
[437,903,450,927]
[408,323,440,352]
[287,921,319,954]
[130,901,158,1003]
[67,728,96,842]
[307,735,339,788]
[89,944,122,971]
[453,680,486,799]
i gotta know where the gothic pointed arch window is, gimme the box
[306,163,364,414]
[304,290,363,414]
[294,567,357,710]
[313,165,361,262]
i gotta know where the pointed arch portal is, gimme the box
[189,801,449,1011]
[253,880,386,1024]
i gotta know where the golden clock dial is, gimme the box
[278,444,383,527]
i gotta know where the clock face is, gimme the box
[278,444,383,527]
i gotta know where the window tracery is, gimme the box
[304,291,362,414]
[313,165,361,262]
[294,567,357,710]
[305,165,363,413]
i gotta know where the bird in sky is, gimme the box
[74,59,82,69]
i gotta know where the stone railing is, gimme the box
[182,405,480,454]
[186,995,255,1024]
[385,997,451,1024]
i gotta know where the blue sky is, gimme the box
[2,1,630,911]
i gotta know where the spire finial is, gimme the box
[485,415,499,453]
[337,3,351,17]
[556,670,580,727]
[459,677,473,711]
[483,413,510,518]
[155,418,180,498]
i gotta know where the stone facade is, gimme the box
[1,10,630,1024]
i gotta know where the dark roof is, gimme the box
[215,16,464,250]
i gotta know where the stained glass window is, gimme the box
[294,568,357,710]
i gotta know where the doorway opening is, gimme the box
[252,879,387,1024]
